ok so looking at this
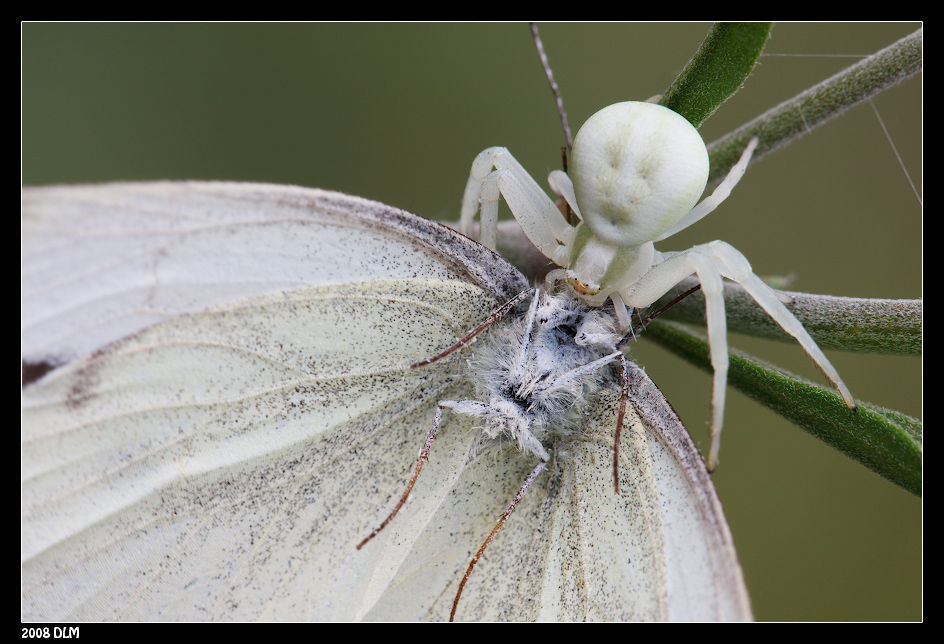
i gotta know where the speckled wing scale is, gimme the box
[22,182,750,621]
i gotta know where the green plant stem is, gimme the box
[706,27,922,185]
[653,278,922,355]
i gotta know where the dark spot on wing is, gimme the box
[22,358,63,387]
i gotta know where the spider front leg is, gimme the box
[653,137,760,243]
[621,247,730,469]
[706,241,855,410]
[460,147,574,263]
[622,241,854,470]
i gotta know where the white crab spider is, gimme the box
[460,100,856,469]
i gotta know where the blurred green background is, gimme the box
[23,22,921,621]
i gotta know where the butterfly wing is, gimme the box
[22,183,524,378]
[22,183,524,620]
[22,182,749,621]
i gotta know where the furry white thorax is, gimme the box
[441,289,625,463]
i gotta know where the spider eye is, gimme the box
[568,275,599,295]
[570,101,709,247]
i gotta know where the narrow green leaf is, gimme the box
[643,320,922,496]
[660,22,773,127]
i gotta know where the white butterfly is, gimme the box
[22,182,750,621]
